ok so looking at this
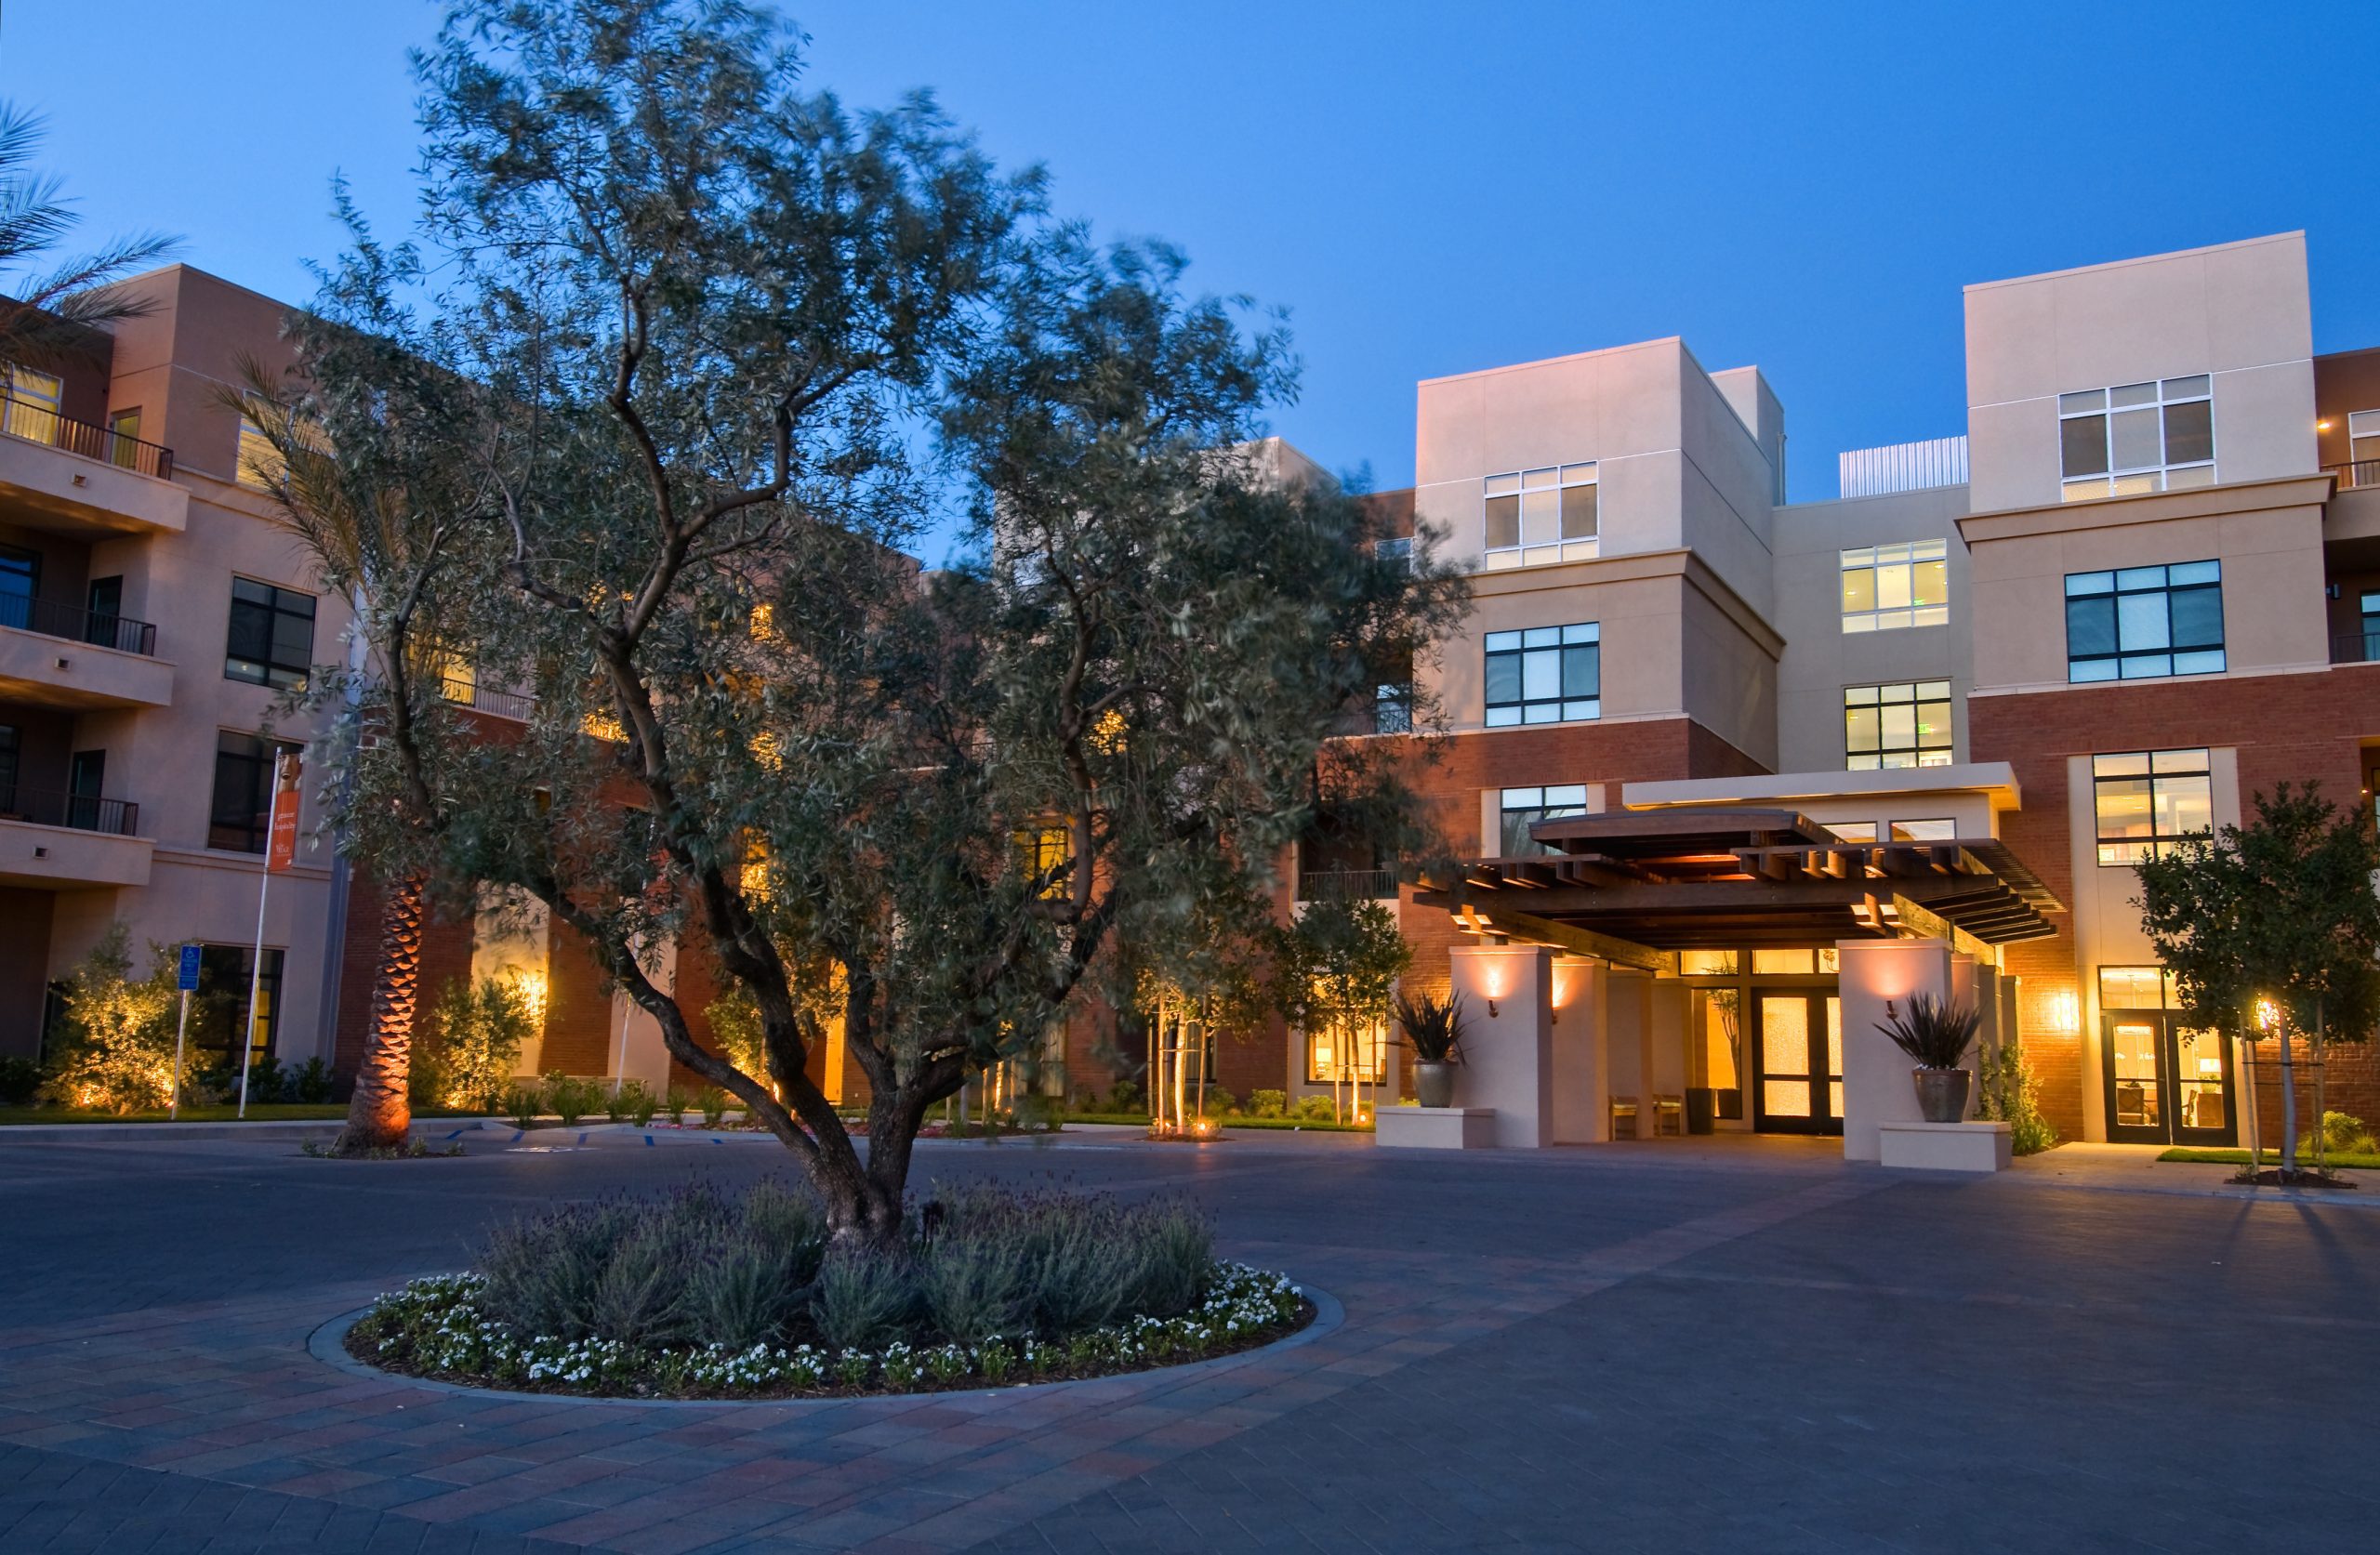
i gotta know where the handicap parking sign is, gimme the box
[178,943,202,991]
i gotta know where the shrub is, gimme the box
[2301,1110,2380,1158]
[662,1087,694,1126]
[1106,1078,1142,1114]
[244,1053,287,1105]
[1202,1085,1237,1116]
[0,1055,39,1106]
[697,1087,730,1127]
[811,1251,916,1350]
[616,1078,660,1127]
[545,1073,605,1127]
[1875,993,1980,1070]
[1292,1094,1337,1122]
[506,1083,545,1129]
[1247,1088,1288,1119]
[39,927,192,1114]
[1973,1038,2057,1156]
[426,979,535,1113]
[1392,988,1468,1064]
[918,1234,1028,1344]
[290,1056,336,1103]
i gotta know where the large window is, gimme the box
[1484,623,1599,726]
[1306,1021,1387,1085]
[224,576,316,691]
[1483,463,1597,569]
[208,731,299,853]
[192,944,284,1070]
[2093,749,2212,865]
[2059,377,2214,501]
[2352,410,2380,468]
[2065,561,2223,682]
[2,364,61,444]
[1844,680,1951,769]
[1840,541,1947,632]
[1499,784,1587,856]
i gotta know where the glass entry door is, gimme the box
[1754,992,1843,1136]
[2103,1012,2235,1145]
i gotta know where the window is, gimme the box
[2353,410,2380,468]
[1373,680,1413,734]
[1483,463,1597,569]
[1826,821,1877,842]
[0,543,34,634]
[2,364,60,444]
[107,408,142,468]
[1014,824,1070,899]
[0,723,17,803]
[1840,541,1947,631]
[1888,818,1956,842]
[209,731,299,853]
[236,415,281,489]
[1485,623,1599,726]
[1844,680,1951,769]
[192,944,284,1069]
[1307,1021,1387,1085]
[1680,950,1739,977]
[2058,377,2214,501]
[224,576,316,690]
[1374,534,1413,572]
[2065,561,2223,682]
[2093,749,2212,865]
[1751,949,1842,976]
[1498,784,1587,856]
[2099,965,2180,1010]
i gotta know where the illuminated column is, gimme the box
[1448,942,1554,1147]
[1548,955,1607,1144]
[1836,937,1953,1161]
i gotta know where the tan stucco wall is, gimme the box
[1964,232,2318,512]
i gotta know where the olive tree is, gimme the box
[264,0,1463,1241]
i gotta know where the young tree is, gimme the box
[268,0,1461,1243]
[2135,783,2380,1179]
[1268,899,1412,1123]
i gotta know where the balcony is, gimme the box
[0,391,187,538]
[2334,630,2380,665]
[0,595,171,709]
[1296,868,1401,903]
[2330,460,2380,492]
[439,673,536,721]
[0,785,152,890]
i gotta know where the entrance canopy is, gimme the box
[1414,806,2062,955]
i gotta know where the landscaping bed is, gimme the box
[2159,1147,2380,1172]
[343,1179,1307,1400]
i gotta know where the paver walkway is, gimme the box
[1,1127,2373,1552]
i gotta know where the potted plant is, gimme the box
[1876,993,1982,1123]
[1393,989,1468,1108]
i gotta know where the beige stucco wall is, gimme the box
[1772,484,1974,773]
[1964,232,2318,512]
[1961,478,2331,696]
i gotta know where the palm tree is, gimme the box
[0,104,178,364]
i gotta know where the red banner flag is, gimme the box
[266,752,302,874]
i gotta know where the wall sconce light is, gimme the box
[2043,988,2079,1036]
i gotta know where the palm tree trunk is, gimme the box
[337,870,426,1153]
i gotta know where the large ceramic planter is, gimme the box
[1414,1061,1457,1109]
[1912,1067,1972,1124]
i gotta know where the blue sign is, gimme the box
[177,944,202,992]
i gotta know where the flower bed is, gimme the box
[349,1261,1305,1398]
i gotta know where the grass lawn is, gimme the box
[0,1104,488,1127]
[1059,1111,1374,1133]
[2158,1146,2380,1170]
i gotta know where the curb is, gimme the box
[307,1284,1343,1411]
[0,1116,501,1144]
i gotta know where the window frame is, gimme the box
[1484,622,1599,727]
[1482,463,1598,569]
[2057,376,2215,501]
[2092,749,2213,866]
[1843,679,1952,770]
[1839,541,1948,632]
[223,575,318,691]
[2064,560,2224,683]
[208,730,301,854]
[1497,784,1588,857]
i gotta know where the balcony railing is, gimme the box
[2328,459,2380,492]
[2334,630,2380,665]
[1296,867,1400,903]
[439,675,536,721]
[0,389,175,481]
[0,784,140,836]
[0,592,157,655]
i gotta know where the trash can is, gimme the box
[1685,1087,1715,1135]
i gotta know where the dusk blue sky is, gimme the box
[5,1,2375,555]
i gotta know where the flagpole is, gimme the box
[171,988,191,1121]
[236,752,298,1119]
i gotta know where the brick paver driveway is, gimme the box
[1,1126,2373,1553]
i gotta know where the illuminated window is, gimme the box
[1750,949,1843,976]
[1840,541,1948,632]
[1844,680,1952,769]
[2093,749,2212,865]
[1306,1021,1387,1084]
[1016,824,1070,899]
[1485,624,1598,726]
[1483,464,1598,569]
[1889,818,1957,842]
[2,364,61,444]
[431,649,477,705]
[740,836,770,901]
[1827,822,1877,842]
[2065,561,2224,682]
[1680,950,1739,977]
[2058,377,2214,501]
[1498,784,1587,856]
[2098,965,2179,1010]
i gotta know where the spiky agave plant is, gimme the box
[1392,988,1469,1064]
[1875,993,1981,1070]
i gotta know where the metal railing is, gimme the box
[0,784,140,836]
[2334,630,2380,665]
[0,592,156,655]
[0,389,175,481]
[2326,459,2380,492]
[439,675,536,721]
[1296,867,1400,903]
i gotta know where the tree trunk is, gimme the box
[337,870,426,1153]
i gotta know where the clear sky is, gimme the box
[5,0,2375,544]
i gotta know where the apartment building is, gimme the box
[1293,230,2380,1157]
